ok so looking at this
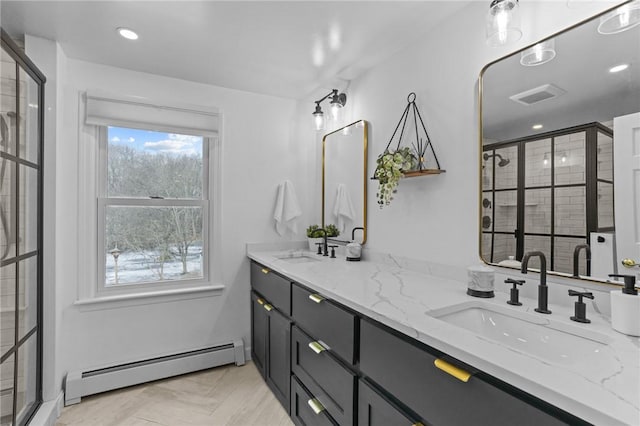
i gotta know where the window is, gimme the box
[98,126,209,292]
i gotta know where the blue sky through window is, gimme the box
[108,126,203,157]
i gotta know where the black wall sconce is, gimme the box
[312,89,347,131]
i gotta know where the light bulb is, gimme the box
[314,113,325,131]
[331,103,341,121]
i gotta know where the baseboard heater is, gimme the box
[64,340,245,406]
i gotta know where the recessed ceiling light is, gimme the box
[532,124,543,130]
[609,63,629,73]
[117,27,138,40]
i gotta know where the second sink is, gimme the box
[428,301,612,366]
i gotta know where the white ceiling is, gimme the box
[1,1,472,100]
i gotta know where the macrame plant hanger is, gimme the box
[383,92,445,176]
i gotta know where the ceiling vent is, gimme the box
[509,84,566,106]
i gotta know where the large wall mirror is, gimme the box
[322,120,368,244]
[480,0,640,285]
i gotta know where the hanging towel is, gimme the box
[273,180,302,236]
[333,183,356,234]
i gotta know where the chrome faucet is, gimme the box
[521,251,551,314]
[572,244,591,278]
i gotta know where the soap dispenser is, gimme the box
[609,274,640,336]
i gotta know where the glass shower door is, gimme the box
[0,31,45,426]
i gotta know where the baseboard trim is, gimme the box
[28,391,64,426]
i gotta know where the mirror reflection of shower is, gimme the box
[483,152,511,167]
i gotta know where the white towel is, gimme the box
[333,183,356,233]
[273,180,302,236]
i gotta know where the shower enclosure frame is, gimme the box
[482,122,613,272]
[0,29,46,425]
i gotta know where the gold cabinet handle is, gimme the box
[261,268,270,274]
[263,304,273,312]
[257,298,265,305]
[308,293,325,303]
[412,423,425,426]
[308,341,326,354]
[307,398,325,415]
[622,258,639,268]
[434,358,471,383]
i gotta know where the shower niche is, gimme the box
[481,123,613,275]
[0,30,45,425]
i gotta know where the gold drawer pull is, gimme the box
[263,304,273,312]
[308,293,325,303]
[261,268,270,274]
[434,358,471,383]
[307,398,325,415]
[308,341,326,354]
[412,423,425,426]
[257,298,265,305]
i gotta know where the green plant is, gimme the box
[325,224,340,238]
[306,224,340,238]
[306,224,324,238]
[374,147,417,207]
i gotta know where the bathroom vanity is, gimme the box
[247,246,639,426]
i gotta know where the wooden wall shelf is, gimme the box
[402,169,446,177]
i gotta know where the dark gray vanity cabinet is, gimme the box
[250,291,268,377]
[359,319,571,426]
[291,376,338,426]
[249,260,588,426]
[250,263,294,413]
[358,379,421,426]
[250,291,292,411]
[289,282,359,426]
[291,283,357,365]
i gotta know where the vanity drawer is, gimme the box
[291,375,338,426]
[291,326,356,426]
[250,261,291,315]
[358,379,420,426]
[359,319,569,426]
[291,284,357,364]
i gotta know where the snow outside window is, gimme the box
[98,126,210,292]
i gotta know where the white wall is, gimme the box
[27,39,312,398]
[326,1,621,268]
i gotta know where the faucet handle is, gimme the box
[505,278,524,306]
[328,245,338,259]
[504,278,524,286]
[315,242,324,255]
[568,289,594,300]
[568,290,594,323]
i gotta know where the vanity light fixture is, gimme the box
[520,39,556,66]
[597,0,640,34]
[486,0,522,47]
[532,124,543,130]
[312,89,347,131]
[117,27,139,40]
[609,63,629,73]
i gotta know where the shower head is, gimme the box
[483,152,510,167]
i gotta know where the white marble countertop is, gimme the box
[247,245,640,426]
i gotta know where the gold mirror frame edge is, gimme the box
[322,120,368,245]
[477,1,633,289]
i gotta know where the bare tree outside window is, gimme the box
[103,127,206,286]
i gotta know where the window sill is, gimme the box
[74,284,225,311]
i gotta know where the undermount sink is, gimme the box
[275,253,320,263]
[428,302,612,366]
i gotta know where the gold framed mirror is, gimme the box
[322,120,368,244]
[479,0,640,285]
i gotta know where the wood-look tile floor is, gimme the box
[56,362,293,426]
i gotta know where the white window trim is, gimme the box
[76,91,224,305]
